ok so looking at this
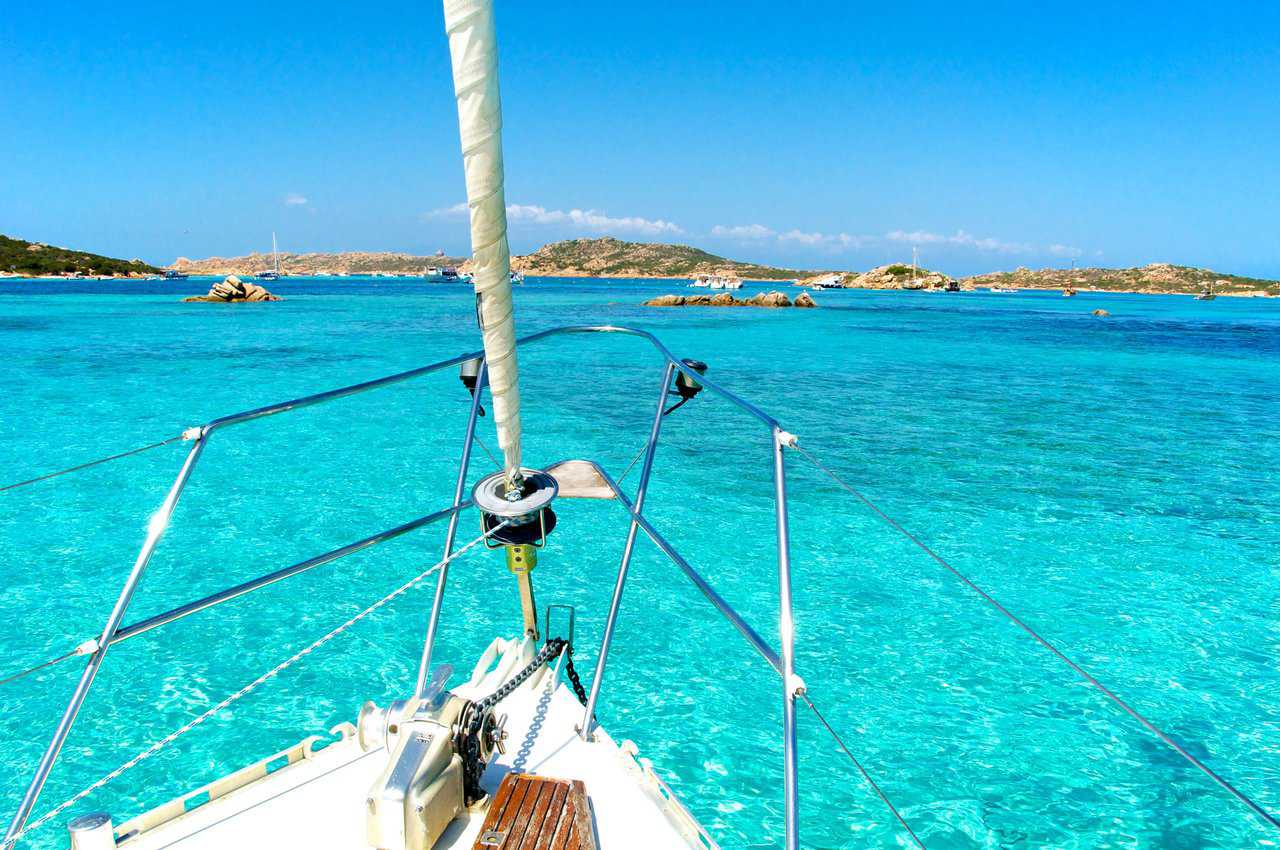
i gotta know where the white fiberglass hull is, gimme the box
[109,639,713,850]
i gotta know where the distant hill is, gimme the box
[963,264,1279,296]
[170,250,468,276]
[1,234,158,277]
[169,237,810,280]
[165,241,1279,297]
[514,237,809,280]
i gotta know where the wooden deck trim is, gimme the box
[474,774,595,850]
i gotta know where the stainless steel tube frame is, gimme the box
[415,359,488,695]
[579,461,782,675]
[5,325,791,842]
[4,436,207,845]
[116,502,471,646]
[772,427,800,850]
[579,363,676,739]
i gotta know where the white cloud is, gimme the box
[778,228,828,246]
[711,223,776,240]
[884,229,1034,254]
[507,204,682,235]
[775,229,872,249]
[284,193,308,206]
[1048,243,1083,258]
[430,201,681,235]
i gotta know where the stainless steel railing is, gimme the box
[5,325,801,850]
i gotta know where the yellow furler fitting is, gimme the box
[505,544,537,574]
[504,545,539,639]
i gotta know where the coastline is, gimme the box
[3,272,1275,298]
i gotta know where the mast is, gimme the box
[912,246,918,287]
[443,0,522,489]
[272,232,279,275]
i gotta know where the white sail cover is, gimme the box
[443,0,521,484]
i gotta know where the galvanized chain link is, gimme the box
[3,524,503,849]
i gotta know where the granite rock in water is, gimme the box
[1092,309,1110,317]
[184,275,282,303]
[749,291,791,307]
[643,289,809,309]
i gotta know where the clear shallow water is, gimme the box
[1,276,1277,849]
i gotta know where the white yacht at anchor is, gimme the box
[689,274,742,290]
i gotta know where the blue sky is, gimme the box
[2,1,1277,276]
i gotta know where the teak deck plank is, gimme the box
[474,774,595,850]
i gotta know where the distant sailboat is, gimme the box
[1195,282,1217,301]
[257,233,281,281]
[902,247,926,290]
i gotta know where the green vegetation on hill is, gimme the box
[1,234,158,277]
[963,263,1279,296]
[519,237,810,280]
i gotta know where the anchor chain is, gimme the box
[460,637,590,802]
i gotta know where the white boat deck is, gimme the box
[114,649,712,850]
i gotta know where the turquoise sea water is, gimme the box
[1,276,1277,849]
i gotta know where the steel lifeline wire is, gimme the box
[0,435,186,493]
[1,524,505,849]
[792,441,1280,832]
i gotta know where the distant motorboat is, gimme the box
[1063,287,1077,297]
[511,270,525,285]
[691,273,742,290]
[424,266,469,283]
[809,274,844,290]
[989,285,1016,293]
[944,280,960,292]
[1195,284,1217,301]
[162,270,189,281]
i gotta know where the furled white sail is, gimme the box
[443,0,522,485]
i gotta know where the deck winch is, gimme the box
[361,665,507,850]
[473,468,558,641]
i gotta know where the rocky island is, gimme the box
[963,264,1279,297]
[167,240,1278,297]
[0,234,158,278]
[800,264,958,290]
[9,231,1276,299]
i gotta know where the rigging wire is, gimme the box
[1,523,506,849]
[801,693,926,849]
[0,435,185,493]
[472,432,504,471]
[615,441,648,485]
[792,442,1280,832]
[0,648,81,688]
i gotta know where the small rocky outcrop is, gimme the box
[751,291,790,307]
[183,275,281,303]
[643,290,810,308]
[1092,309,1110,317]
